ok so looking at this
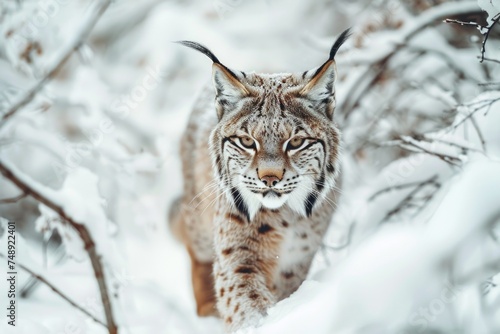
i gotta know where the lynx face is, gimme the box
[177,33,348,221]
[210,72,340,220]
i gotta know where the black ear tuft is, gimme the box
[328,28,352,61]
[175,40,240,80]
[300,28,351,119]
[175,40,221,64]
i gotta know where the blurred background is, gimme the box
[0,0,499,333]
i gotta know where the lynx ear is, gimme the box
[300,28,351,119]
[212,63,249,119]
[175,40,249,119]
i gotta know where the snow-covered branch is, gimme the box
[0,0,111,129]
[0,252,107,327]
[339,1,483,121]
[0,159,118,334]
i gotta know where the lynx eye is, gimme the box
[286,137,306,150]
[239,136,256,149]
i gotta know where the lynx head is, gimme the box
[178,29,349,220]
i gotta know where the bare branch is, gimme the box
[453,97,500,129]
[478,82,500,86]
[0,0,111,129]
[482,57,500,64]
[369,175,439,201]
[445,12,500,63]
[443,18,481,27]
[0,159,118,334]
[468,115,487,153]
[379,175,441,224]
[480,13,500,63]
[424,135,484,154]
[340,2,483,122]
[382,136,463,166]
[404,44,480,83]
[0,252,106,327]
[0,191,27,204]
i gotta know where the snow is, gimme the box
[1,0,500,333]
[249,158,500,334]
[478,0,500,24]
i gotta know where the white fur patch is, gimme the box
[260,192,288,209]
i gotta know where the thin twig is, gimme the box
[424,135,484,153]
[468,115,487,153]
[404,44,479,83]
[443,18,481,27]
[369,175,438,201]
[453,97,500,129]
[0,159,118,334]
[0,252,106,327]
[478,82,500,86]
[0,192,27,204]
[379,175,441,224]
[482,57,500,64]
[480,13,500,63]
[0,0,111,129]
[387,136,463,166]
[444,13,500,63]
[340,2,482,122]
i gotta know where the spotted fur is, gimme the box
[170,29,349,332]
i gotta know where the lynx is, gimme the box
[169,29,350,332]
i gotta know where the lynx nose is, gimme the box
[258,168,284,187]
[261,175,281,187]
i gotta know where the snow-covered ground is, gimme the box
[0,0,500,333]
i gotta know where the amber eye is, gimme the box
[287,137,305,150]
[239,136,256,149]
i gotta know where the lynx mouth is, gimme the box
[259,191,287,209]
[262,190,281,198]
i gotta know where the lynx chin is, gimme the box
[169,28,350,332]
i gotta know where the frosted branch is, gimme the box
[0,0,111,129]
[0,159,118,334]
[0,252,107,328]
